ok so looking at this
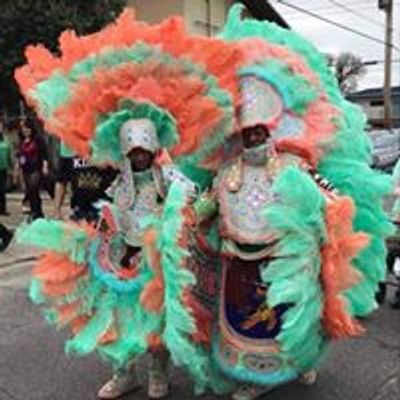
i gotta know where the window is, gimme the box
[370,99,384,107]
[184,0,229,36]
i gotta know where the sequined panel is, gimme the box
[120,119,160,155]
[186,234,218,311]
[272,112,305,138]
[119,180,160,246]
[243,353,283,373]
[219,163,278,244]
[240,76,283,128]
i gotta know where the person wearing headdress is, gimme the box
[195,71,327,399]
[17,114,198,400]
[96,117,198,399]
[181,5,393,399]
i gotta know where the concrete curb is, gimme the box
[0,258,33,290]
[0,242,40,270]
[0,256,36,270]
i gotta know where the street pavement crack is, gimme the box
[0,388,20,400]
[372,337,400,351]
[367,368,400,400]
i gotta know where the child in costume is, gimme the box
[96,117,197,400]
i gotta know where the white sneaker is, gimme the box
[298,369,318,386]
[98,370,140,399]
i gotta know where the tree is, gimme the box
[0,0,125,116]
[329,52,367,94]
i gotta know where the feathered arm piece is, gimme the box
[262,166,327,371]
[141,181,231,394]
[16,219,95,264]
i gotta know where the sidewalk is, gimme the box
[1,191,55,230]
[0,192,45,269]
[0,191,67,269]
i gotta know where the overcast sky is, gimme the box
[270,0,400,90]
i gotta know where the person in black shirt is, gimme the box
[54,151,118,222]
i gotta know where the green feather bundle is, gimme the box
[263,166,328,370]
[16,219,89,264]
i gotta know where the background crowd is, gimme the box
[0,114,117,251]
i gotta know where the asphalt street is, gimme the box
[0,240,399,400]
[0,194,399,400]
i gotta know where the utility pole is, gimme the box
[379,0,393,129]
[206,0,212,37]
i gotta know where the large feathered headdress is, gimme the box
[15,8,243,174]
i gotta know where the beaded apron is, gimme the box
[213,154,299,385]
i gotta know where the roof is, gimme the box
[348,86,400,99]
[238,0,290,28]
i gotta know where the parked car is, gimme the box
[369,128,400,171]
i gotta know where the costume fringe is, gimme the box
[263,166,327,371]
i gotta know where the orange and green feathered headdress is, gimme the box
[15,8,243,170]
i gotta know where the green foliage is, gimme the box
[332,52,367,94]
[0,0,125,114]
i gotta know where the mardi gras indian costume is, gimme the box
[182,6,392,399]
[14,7,242,398]
[15,4,392,400]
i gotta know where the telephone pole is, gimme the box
[206,0,212,37]
[379,0,393,128]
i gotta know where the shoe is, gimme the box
[298,369,318,386]
[232,384,274,400]
[376,282,387,305]
[390,290,400,309]
[22,205,30,214]
[0,230,13,252]
[32,212,45,221]
[98,372,141,400]
[148,352,170,399]
[3,231,13,250]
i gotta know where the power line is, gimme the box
[274,0,400,53]
[326,0,385,27]
[282,1,400,17]
[281,1,366,13]
[286,7,384,20]
[364,58,400,64]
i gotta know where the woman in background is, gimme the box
[16,119,49,220]
[0,120,12,215]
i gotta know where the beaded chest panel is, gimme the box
[219,162,278,245]
[117,179,161,246]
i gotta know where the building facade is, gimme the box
[126,0,288,35]
[348,86,400,129]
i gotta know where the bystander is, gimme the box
[54,143,118,222]
[15,119,49,220]
[0,120,12,215]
